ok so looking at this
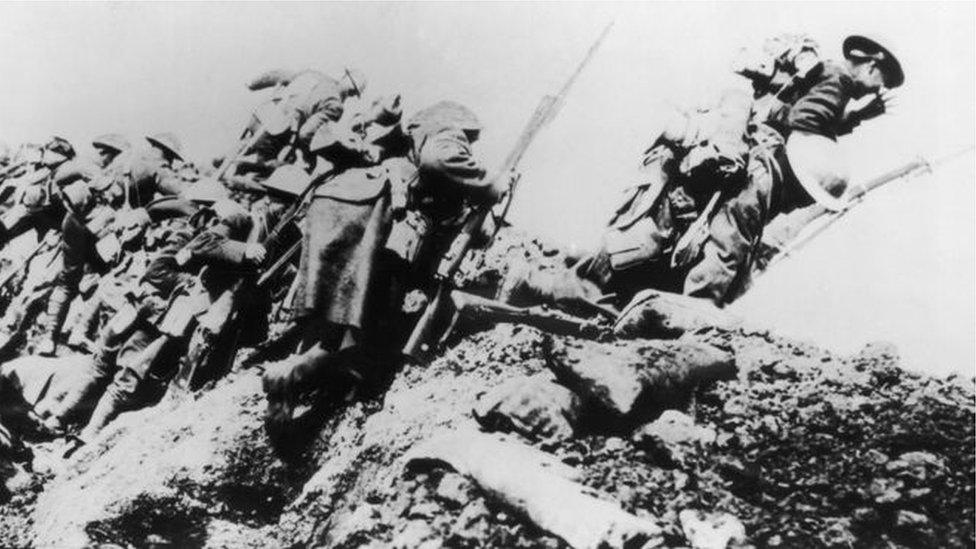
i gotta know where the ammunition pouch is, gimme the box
[158,284,211,337]
[385,209,432,265]
[602,217,672,272]
[95,233,122,264]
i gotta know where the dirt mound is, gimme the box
[6,323,971,548]
[31,373,296,547]
[1,229,973,548]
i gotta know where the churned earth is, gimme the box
[0,231,973,548]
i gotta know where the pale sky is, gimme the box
[0,2,973,374]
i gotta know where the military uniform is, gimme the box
[239,70,364,170]
[53,200,265,439]
[0,140,90,248]
[683,58,886,304]
[263,101,496,426]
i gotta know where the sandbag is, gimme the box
[548,337,735,424]
[614,289,740,339]
[473,373,581,444]
[406,429,662,549]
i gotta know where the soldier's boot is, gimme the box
[34,285,74,357]
[77,378,132,444]
[39,344,119,431]
[262,340,367,447]
[66,296,103,353]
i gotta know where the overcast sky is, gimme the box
[0,2,973,374]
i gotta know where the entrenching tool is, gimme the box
[403,22,614,359]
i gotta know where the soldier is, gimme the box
[683,35,903,304]
[261,100,503,437]
[230,68,367,177]
[566,89,754,308]
[91,133,193,209]
[23,135,144,355]
[91,133,131,170]
[0,137,79,247]
[494,88,754,318]
[40,197,266,443]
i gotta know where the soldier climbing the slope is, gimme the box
[683,35,903,304]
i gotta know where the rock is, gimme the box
[715,456,761,493]
[818,517,855,547]
[633,411,717,467]
[549,338,735,425]
[435,473,471,507]
[603,437,626,453]
[473,373,581,443]
[407,501,441,520]
[407,428,663,549]
[866,477,903,504]
[851,507,880,525]
[391,519,435,549]
[451,500,491,542]
[864,449,890,467]
[679,509,747,549]
[896,510,930,528]
[886,452,946,483]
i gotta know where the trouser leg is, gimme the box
[78,329,171,441]
[34,259,83,355]
[683,160,775,306]
[41,340,122,428]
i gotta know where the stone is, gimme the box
[451,500,491,542]
[896,510,930,528]
[407,429,662,549]
[887,452,946,483]
[867,478,903,504]
[391,520,435,549]
[633,410,717,467]
[435,473,471,507]
[473,373,581,443]
[407,501,441,520]
[548,338,735,425]
[679,509,747,549]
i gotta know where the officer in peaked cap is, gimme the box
[843,35,904,89]
[683,33,905,305]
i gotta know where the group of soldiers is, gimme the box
[0,65,512,456]
[0,32,903,459]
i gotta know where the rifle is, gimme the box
[436,290,606,345]
[759,146,975,273]
[403,22,614,359]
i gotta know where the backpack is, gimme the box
[605,89,752,272]
[732,33,822,97]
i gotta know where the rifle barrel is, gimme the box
[762,149,974,272]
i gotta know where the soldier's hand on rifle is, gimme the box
[845,88,896,125]
[244,243,267,264]
[485,169,518,203]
